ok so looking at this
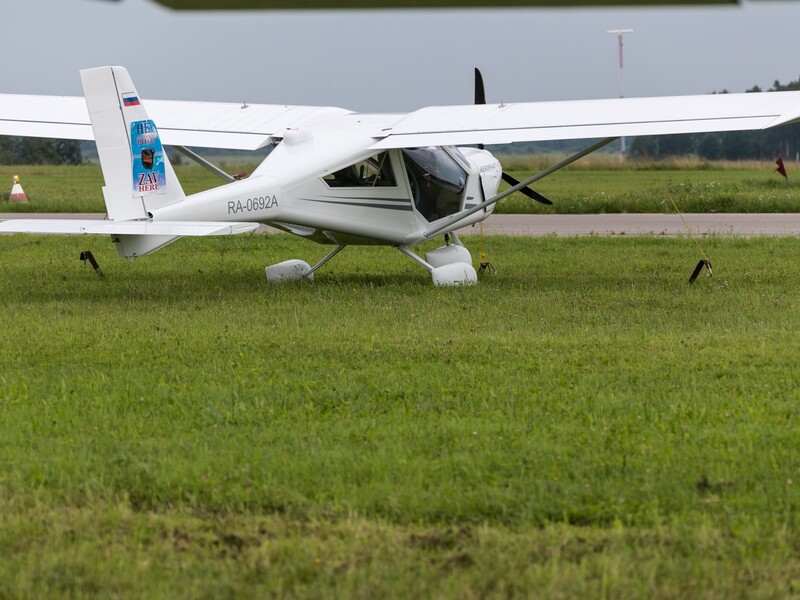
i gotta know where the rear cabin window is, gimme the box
[324,152,396,188]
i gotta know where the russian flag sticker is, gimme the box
[122,93,140,107]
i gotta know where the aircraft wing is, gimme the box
[369,92,800,149]
[3,88,800,152]
[0,94,352,151]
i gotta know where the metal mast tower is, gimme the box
[607,28,634,158]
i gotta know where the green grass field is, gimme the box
[494,156,800,214]
[1,232,799,597]
[0,164,231,213]
[1,158,798,214]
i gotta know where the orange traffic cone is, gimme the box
[10,175,28,203]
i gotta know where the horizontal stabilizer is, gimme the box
[0,219,259,236]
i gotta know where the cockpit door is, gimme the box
[401,146,468,223]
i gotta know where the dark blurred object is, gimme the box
[102,0,738,9]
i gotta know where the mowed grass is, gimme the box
[2,160,799,214]
[0,164,238,212]
[1,233,800,597]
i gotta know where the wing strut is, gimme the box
[172,145,238,183]
[421,136,618,240]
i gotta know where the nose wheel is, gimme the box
[396,243,477,286]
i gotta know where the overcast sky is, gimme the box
[6,0,800,112]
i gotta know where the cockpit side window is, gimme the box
[324,152,397,188]
[402,147,466,222]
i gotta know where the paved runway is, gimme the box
[2,213,800,237]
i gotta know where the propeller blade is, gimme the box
[474,68,486,150]
[501,171,553,205]
[475,67,550,206]
[474,68,486,105]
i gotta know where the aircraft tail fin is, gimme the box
[80,66,185,221]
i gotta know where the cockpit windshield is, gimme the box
[402,147,466,222]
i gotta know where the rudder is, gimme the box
[80,66,185,221]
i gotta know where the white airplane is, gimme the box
[1,66,800,285]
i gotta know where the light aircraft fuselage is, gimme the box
[156,144,501,246]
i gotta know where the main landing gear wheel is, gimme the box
[265,259,313,282]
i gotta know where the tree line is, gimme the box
[0,137,83,165]
[629,77,800,161]
[494,75,800,161]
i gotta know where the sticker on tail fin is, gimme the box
[131,119,167,196]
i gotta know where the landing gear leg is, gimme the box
[265,245,347,282]
[308,245,347,276]
[446,232,465,247]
